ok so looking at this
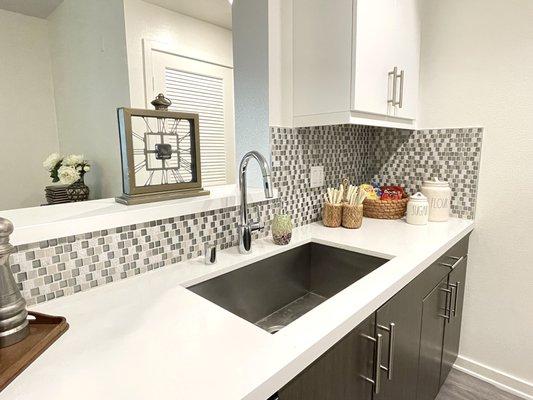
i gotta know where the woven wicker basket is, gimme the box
[342,204,363,229]
[363,197,409,219]
[322,203,342,227]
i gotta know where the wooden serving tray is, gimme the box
[0,312,69,392]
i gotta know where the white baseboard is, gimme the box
[454,355,533,399]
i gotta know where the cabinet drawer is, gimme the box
[436,235,470,269]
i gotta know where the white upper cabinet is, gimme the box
[293,0,421,129]
[352,0,398,117]
[391,0,421,120]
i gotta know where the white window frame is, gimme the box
[142,39,236,186]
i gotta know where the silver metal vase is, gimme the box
[0,217,29,348]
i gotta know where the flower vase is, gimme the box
[66,176,90,202]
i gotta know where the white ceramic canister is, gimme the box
[420,178,451,222]
[406,192,429,225]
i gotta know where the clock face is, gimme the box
[130,114,197,187]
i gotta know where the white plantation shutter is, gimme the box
[165,68,227,186]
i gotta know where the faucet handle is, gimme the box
[249,205,265,232]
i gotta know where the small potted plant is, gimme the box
[43,153,91,202]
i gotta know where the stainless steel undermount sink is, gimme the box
[188,243,388,334]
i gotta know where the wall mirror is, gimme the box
[0,0,270,212]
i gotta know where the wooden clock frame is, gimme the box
[115,107,209,205]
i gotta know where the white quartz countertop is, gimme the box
[1,218,474,400]
[4,184,276,246]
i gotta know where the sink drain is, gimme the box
[266,325,285,334]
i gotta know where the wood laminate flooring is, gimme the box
[436,369,524,400]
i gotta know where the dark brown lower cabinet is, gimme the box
[416,275,450,400]
[417,255,468,400]
[373,279,424,400]
[440,257,468,385]
[278,315,375,400]
[373,249,457,400]
[276,237,470,400]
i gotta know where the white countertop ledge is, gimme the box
[1,218,474,400]
[2,184,277,245]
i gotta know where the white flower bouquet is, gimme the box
[43,153,91,185]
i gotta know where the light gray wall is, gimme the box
[232,0,270,187]
[48,0,131,200]
[0,9,60,210]
[419,0,533,395]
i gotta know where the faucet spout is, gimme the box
[238,151,274,254]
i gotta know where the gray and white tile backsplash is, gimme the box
[368,127,483,219]
[10,124,483,306]
[272,125,483,224]
[271,125,373,227]
[11,201,276,306]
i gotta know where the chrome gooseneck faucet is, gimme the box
[238,151,274,254]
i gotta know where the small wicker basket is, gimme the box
[363,197,409,219]
[322,203,342,227]
[342,204,363,229]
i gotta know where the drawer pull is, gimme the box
[439,255,465,270]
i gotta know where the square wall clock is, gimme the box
[116,100,209,205]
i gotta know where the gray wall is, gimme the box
[232,0,270,187]
[48,0,131,200]
[0,9,60,210]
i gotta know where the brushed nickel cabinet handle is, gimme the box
[439,255,465,270]
[378,322,396,380]
[439,287,452,322]
[361,333,384,394]
[398,70,404,108]
[374,333,383,394]
[439,262,455,268]
[388,67,398,106]
[449,282,461,317]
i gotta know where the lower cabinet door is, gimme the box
[373,277,425,400]
[440,257,468,385]
[278,315,375,400]
[417,276,450,400]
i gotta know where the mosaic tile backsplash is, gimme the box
[271,125,374,227]
[11,201,276,306]
[272,125,483,224]
[10,124,483,306]
[368,127,483,219]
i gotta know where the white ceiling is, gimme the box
[143,0,232,29]
[0,0,232,28]
[0,0,63,18]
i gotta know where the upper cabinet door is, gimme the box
[292,0,420,128]
[390,0,421,119]
[352,0,398,116]
[353,0,421,118]
[293,0,354,117]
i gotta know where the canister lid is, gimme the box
[422,177,449,187]
[410,192,428,202]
